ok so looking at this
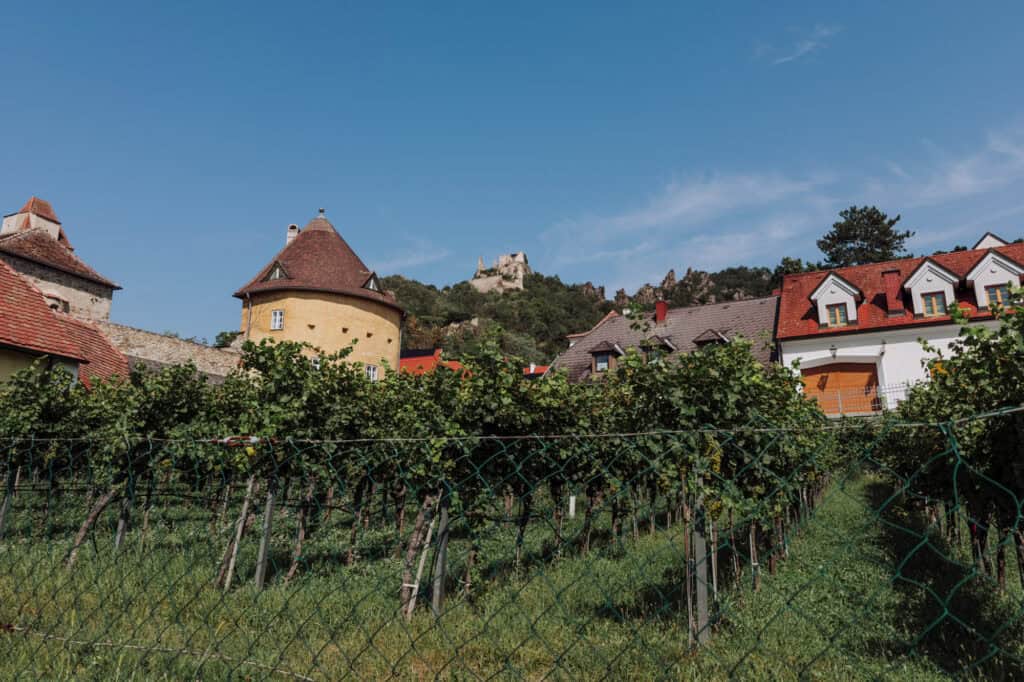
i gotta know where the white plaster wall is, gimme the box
[779,320,1000,393]
[813,286,858,324]
[971,260,1021,308]
[0,213,60,239]
[906,269,955,316]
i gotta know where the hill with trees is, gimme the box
[383,205,925,363]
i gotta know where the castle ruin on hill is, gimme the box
[470,252,532,293]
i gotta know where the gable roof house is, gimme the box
[550,297,779,382]
[0,257,127,386]
[777,234,1024,415]
[0,197,120,321]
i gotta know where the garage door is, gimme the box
[801,363,880,415]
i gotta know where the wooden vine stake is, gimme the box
[254,478,278,590]
[430,493,451,617]
[220,475,256,591]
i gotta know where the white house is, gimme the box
[776,233,1021,415]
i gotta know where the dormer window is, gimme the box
[363,273,382,292]
[921,292,947,317]
[809,272,862,328]
[966,250,1024,309]
[986,284,1011,307]
[589,341,624,374]
[902,259,958,317]
[265,262,289,282]
[826,303,849,327]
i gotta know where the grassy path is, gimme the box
[4,474,1021,679]
[693,475,948,680]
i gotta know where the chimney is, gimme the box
[655,299,669,324]
[882,270,905,316]
[286,223,300,245]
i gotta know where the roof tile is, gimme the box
[234,213,401,311]
[776,243,1024,340]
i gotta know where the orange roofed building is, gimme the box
[0,257,127,386]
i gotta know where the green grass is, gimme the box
[0,476,1021,679]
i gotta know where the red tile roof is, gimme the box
[0,259,84,361]
[18,196,60,224]
[0,228,120,289]
[0,258,127,386]
[59,316,129,388]
[234,212,401,311]
[776,243,1024,340]
[399,348,463,375]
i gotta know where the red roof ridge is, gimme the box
[0,227,120,289]
[16,196,61,224]
[56,314,129,387]
[0,259,85,361]
[777,241,1024,340]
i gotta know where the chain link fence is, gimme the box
[1,412,1023,679]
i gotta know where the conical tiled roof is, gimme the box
[234,212,401,311]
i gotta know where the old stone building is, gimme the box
[470,252,532,293]
[234,209,403,376]
[0,197,120,320]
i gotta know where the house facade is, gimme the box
[550,297,779,382]
[234,210,403,376]
[0,257,127,385]
[0,197,120,321]
[776,233,1022,415]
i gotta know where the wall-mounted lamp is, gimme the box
[829,344,837,359]
[880,339,886,356]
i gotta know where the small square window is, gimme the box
[271,309,284,330]
[594,353,610,372]
[365,364,379,382]
[986,284,1011,307]
[921,292,947,317]
[826,303,849,327]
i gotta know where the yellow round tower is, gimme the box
[234,210,403,376]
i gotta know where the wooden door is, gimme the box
[801,363,880,414]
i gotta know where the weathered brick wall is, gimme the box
[0,253,113,321]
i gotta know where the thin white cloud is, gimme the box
[874,125,1024,208]
[764,24,842,66]
[544,172,829,255]
[372,237,451,274]
[544,122,1024,299]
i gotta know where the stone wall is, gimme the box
[95,322,241,382]
[0,253,113,321]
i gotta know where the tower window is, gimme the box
[271,309,284,330]
[365,364,379,382]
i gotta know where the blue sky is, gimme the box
[1,2,1023,341]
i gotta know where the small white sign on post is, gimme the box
[568,495,576,519]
